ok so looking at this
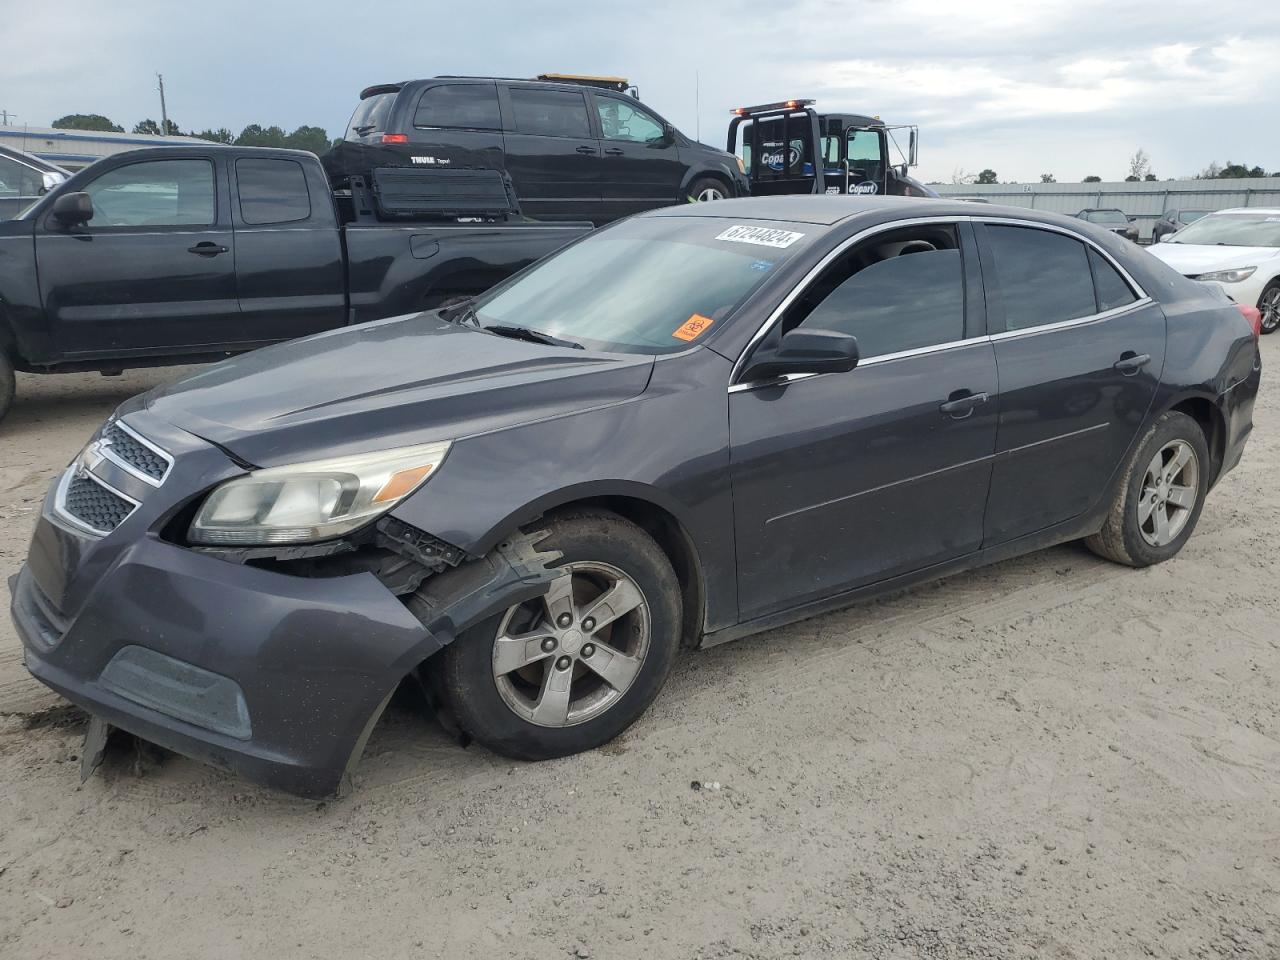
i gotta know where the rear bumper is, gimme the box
[1217,350,1262,484]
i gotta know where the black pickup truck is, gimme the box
[0,145,590,421]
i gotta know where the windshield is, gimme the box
[470,216,813,353]
[1166,212,1280,247]
[1087,210,1127,225]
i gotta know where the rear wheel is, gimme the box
[686,177,728,203]
[0,350,15,425]
[1085,411,1210,567]
[1258,280,1280,335]
[431,509,681,760]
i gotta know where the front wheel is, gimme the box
[1085,411,1210,567]
[0,350,14,425]
[429,509,681,760]
[1258,280,1280,335]
[686,177,728,203]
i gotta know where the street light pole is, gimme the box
[157,73,168,134]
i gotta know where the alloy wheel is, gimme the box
[1137,439,1199,547]
[695,186,725,202]
[491,562,651,727]
[1260,286,1280,334]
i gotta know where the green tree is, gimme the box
[193,127,235,144]
[284,125,332,155]
[52,113,124,132]
[1124,175,1139,182]
[133,119,160,135]
[1082,175,1102,182]
[234,124,289,147]
[1144,173,1157,181]
[975,169,998,184]
[1039,173,1056,183]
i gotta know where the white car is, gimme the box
[1147,208,1280,334]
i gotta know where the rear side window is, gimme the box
[984,225,1096,330]
[236,159,311,225]
[414,84,501,130]
[508,88,591,139]
[1089,248,1137,312]
[790,224,966,358]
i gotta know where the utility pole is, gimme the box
[157,73,168,134]
[0,109,15,126]
[695,71,700,142]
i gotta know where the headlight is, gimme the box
[189,440,451,545]
[1195,266,1257,283]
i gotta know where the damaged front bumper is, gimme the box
[10,414,558,798]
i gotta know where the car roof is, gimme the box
[643,195,1072,227]
[1210,207,1280,216]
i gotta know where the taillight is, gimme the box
[1238,304,1262,339]
[381,133,408,144]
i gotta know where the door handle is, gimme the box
[939,391,989,419]
[188,242,228,256]
[604,147,624,156]
[1113,352,1151,375]
[575,145,596,155]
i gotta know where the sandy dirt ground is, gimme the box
[1,348,1277,960]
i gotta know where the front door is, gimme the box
[499,85,601,223]
[729,221,998,621]
[845,129,887,196]
[36,156,241,357]
[975,221,1165,544]
[591,92,684,221]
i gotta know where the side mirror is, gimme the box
[662,123,676,146]
[1127,215,1137,223]
[740,328,859,383]
[51,191,93,227]
[908,129,918,166]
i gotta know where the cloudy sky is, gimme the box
[3,0,1277,183]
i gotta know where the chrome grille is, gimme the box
[102,420,171,484]
[61,473,135,534]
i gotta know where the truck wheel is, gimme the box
[430,509,681,761]
[686,177,728,203]
[1258,281,1280,335]
[1085,411,1210,567]
[0,351,14,425]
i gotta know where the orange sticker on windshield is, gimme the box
[673,313,715,342]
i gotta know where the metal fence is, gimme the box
[931,178,1280,241]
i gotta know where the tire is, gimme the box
[686,177,728,204]
[0,350,14,426]
[1085,411,1210,567]
[1258,280,1280,335]
[430,508,682,761]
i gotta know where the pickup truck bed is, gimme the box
[0,145,590,421]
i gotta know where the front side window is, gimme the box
[786,224,965,358]
[236,158,310,225]
[471,217,814,354]
[595,96,664,143]
[846,130,885,186]
[508,88,591,139]
[413,84,501,130]
[83,159,215,227]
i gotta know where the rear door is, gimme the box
[35,155,242,356]
[499,84,601,222]
[231,156,346,342]
[976,220,1164,544]
[590,92,683,221]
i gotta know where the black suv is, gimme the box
[325,75,747,225]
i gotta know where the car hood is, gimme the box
[138,312,655,467]
[1147,243,1280,275]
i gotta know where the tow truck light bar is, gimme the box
[731,99,816,116]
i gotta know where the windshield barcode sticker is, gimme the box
[715,225,805,249]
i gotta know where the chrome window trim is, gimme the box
[101,419,174,487]
[729,214,1153,393]
[52,462,141,538]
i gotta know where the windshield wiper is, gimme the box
[484,324,583,349]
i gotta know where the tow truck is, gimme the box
[727,99,937,198]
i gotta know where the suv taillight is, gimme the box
[1238,304,1262,339]
[381,133,408,144]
